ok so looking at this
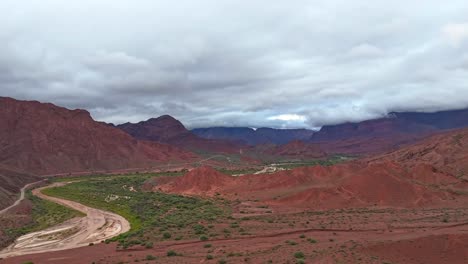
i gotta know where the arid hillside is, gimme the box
[375,127,468,178]
[0,97,196,176]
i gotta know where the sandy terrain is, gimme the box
[0,182,130,259]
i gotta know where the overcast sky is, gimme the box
[1,0,468,128]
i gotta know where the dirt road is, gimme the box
[0,182,130,258]
[0,180,45,215]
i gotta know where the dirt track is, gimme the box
[0,182,130,259]
[0,180,45,215]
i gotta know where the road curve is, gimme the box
[0,180,45,215]
[0,182,131,259]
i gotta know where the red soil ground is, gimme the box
[5,207,468,264]
[364,233,468,264]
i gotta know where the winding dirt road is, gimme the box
[0,180,45,215]
[0,182,130,259]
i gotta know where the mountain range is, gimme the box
[2,96,468,210]
[192,108,468,155]
[191,127,315,145]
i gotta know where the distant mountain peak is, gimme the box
[192,126,315,145]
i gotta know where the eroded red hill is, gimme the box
[376,127,468,177]
[158,127,468,209]
[157,166,235,195]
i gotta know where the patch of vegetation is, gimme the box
[42,175,229,247]
[145,241,153,248]
[217,168,258,175]
[294,251,305,259]
[275,155,352,170]
[51,171,183,183]
[285,240,298,246]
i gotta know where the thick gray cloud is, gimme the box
[1,0,468,128]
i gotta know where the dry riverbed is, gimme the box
[0,182,130,259]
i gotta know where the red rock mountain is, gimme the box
[309,109,468,155]
[117,115,189,142]
[117,115,244,153]
[0,97,196,176]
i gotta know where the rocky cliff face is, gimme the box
[0,97,196,175]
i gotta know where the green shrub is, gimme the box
[200,235,209,241]
[145,242,154,248]
[193,224,207,235]
[163,232,172,239]
[294,251,305,259]
[167,250,177,257]
[146,255,157,260]
[204,243,212,248]
[206,254,214,260]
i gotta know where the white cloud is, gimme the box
[1,1,468,128]
[347,43,384,59]
[268,114,307,122]
[442,23,468,47]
